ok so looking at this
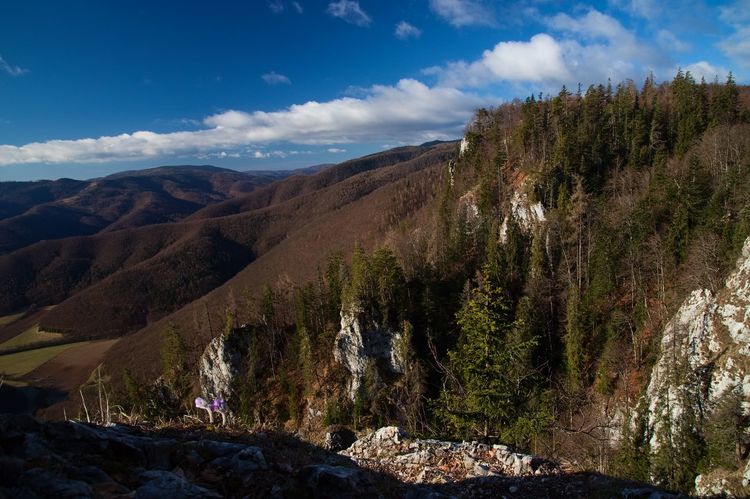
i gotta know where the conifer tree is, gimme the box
[437,267,538,440]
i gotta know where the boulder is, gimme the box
[298,465,377,498]
[323,426,357,452]
[136,470,221,499]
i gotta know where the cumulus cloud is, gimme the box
[429,0,495,28]
[262,71,292,85]
[682,61,729,82]
[425,34,572,86]
[719,0,750,68]
[395,21,422,40]
[0,55,28,77]
[327,1,371,27]
[0,79,487,166]
[427,9,671,89]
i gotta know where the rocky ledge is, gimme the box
[0,415,682,498]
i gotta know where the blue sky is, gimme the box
[0,0,747,181]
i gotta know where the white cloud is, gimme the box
[0,55,28,77]
[262,71,292,85]
[429,0,495,28]
[326,1,371,27]
[0,79,487,166]
[327,148,346,153]
[426,34,572,86]
[268,0,284,13]
[427,9,671,89]
[395,21,422,40]
[682,61,729,82]
[719,0,750,68]
[292,1,303,13]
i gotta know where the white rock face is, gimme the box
[341,426,559,484]
[499,189,545,242]
[459,136,470,157]
[333,307,405,400]
[640,237,750,495]
[199,331,249,402]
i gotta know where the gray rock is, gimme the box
[333,307,406,400]
[230,446,268,473]
[187,439,247,458]
[323,426,357,452]
[199,329,250,402]
[136,470,220,499]
[298,465,377,499]
[20,468,92,499]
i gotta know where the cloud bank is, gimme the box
[0,80,486,165]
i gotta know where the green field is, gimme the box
[0,312,26,326]
[0,343,82,378]
[0,325,63,351]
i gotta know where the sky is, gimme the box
[0,0,747,181]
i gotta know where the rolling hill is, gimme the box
[0,165,287,254]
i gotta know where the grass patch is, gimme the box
[0,325,63,351]
[0,312,26,326]
[0,343,84,378]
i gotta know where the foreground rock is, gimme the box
[0,415,682,498]
[342,427,559,484]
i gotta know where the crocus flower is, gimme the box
[195,396,213,424]
[211,397,227,426]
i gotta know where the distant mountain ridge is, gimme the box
[0,164,319,254]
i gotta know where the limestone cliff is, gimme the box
[636,237,750,496]
[333,306,406,401]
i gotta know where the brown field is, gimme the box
[24,339,119,393]
[0,308,52,343]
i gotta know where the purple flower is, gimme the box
[195,397,209,409]
[210,398,226,412]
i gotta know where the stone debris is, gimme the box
[341,426,559,484]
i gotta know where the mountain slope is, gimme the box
[0,166,277,254]
[0,142,453,341]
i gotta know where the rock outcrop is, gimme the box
[342,426,559,484]
[333,307,406,400]
[499,187,545,242]
[638,237,750,496]
[199,328,250,402]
